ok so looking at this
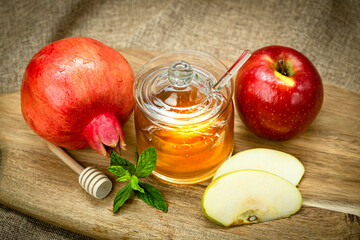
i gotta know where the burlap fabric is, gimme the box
[0,0,359,239]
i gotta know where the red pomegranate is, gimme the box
[21,37,135,157]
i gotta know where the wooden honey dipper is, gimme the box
[46,141,112,199]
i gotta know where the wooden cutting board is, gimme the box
[0,49,359,239]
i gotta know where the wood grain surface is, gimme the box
[0,49,359,239]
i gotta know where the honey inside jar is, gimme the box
[134,51,234,184]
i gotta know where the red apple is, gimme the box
[235,45,323,140]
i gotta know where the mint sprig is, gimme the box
[107,147,167,213]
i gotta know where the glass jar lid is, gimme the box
[134,50,233,125]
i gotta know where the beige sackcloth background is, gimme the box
[0,0,359,239]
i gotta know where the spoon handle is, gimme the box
[213,50,252,91]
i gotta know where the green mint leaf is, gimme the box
[110,151,136,174]
[107,166,131,182]
[134,182,167,212]
[135,147,157,178]
[195,73,199,80]
[116,173,132,182]
[130,175,144,193]
[113,182,132,213]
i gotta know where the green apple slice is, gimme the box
[213,148,304,186]
[202,170,302,226]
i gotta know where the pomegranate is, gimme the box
[21,37,135,157]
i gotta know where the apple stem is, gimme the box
[277,59,288,76]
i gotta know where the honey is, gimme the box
[134,51,234,184]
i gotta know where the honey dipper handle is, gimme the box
[46,141,84,175]
[46,141,113,199]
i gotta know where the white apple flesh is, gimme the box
[202,170,302,227]
[213,148,305,186]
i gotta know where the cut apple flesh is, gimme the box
[202,170,302,227]
[213,148,304,186]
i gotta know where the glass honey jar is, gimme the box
[134,50,234,184]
